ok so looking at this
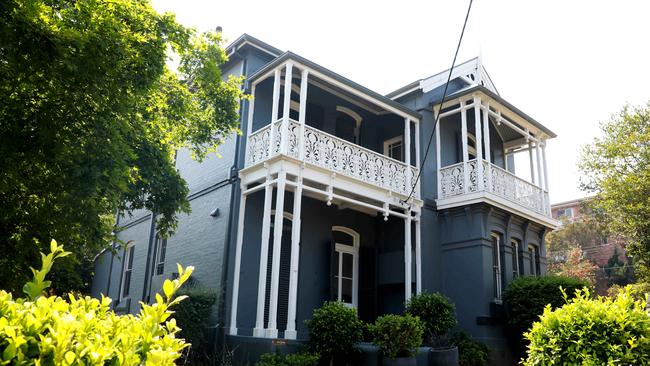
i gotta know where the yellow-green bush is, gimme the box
[524,288,650,365]
[0,240,193,365]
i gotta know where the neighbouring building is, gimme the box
[92,34,558,363]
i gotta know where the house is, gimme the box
[91,34,558,363]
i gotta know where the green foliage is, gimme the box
[255,352,319,366]
[405,292,457,345]
[171,282,217,364]
[369,314,424,359]
[0,0,245,294]
[546,214,608,253]
[579,102,650,281]
[451,332,489,366]
[0,241,194,365]
[607,282,650,301]
[305,301,364,363]
[524,288,650,365]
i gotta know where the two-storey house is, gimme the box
[92,34,557,363]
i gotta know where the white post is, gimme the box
[542,140,549,191]
[528,133,536,185]
[245,85,256,165]
[404,118,411,192]
[267,171,287,338]
[404,214,412,302]
[474,96,484,191]
[298,69,309,161]
[415,215,422,294]
[482,103,491,192]
[535,140,543,189]
[254,176,274,337]
[228,190,247,335]
[285,181,303,340]
[460,101,469,193]
[269,68,281,157]
[435,106,442,198]
[280,63,293,155]
[415,120,421,196]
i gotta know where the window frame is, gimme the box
[491,232,503,303]
[511,238,521,278]
[383,136,403,161]
[332,226,359,308]
[528,244,539,277]
[154,237,167,276]
[120,242,135,301]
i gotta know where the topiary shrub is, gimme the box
[503,275,590,354]
[0,240,192,365]
[305,301,364,365]
[256,352,319,366]
[405,292,457,346]
[451,332,489,366]
[172,282,217,364]
[524,288,650,365]
[369,314,424,360]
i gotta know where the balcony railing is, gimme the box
[246,119,419,197]
[439,159,550,217]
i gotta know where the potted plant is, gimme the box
[305,301,364,366]
[369,314,424,366]
[405,292,459,365]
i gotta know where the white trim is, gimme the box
[415,216,422,294]
[298,70,309,161]
[491,233,503,302]
[266,170,287,338]
[511,238,521,278]
[254,174,274,337]
[383,136,403,160]
[474,96,484,191]
[460,101,469,193]
[435,105,442,198]
[528,244,538,276]
[404,119,411,191]
[404,215,412,302]
[332,226,360,308]
[119,241,135,303]
[153,236,167,277]
[285,180,303,340]
[229,192,247,336]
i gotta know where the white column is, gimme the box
[404,214,412,302]
[542,140,549,191]
[404,118,411,191]
[254,177,274,337]
[415,215,422,294]
[228,190,247,335]
[415,120,421,196]
[269,69,281,157]
[528,135,536,185]
[285,181,303,340]
[460,101,469,193]
[474,96,484,191]
[280,63,293,155]
[267,171,287,338]
[435,106,442,198]
[482,103,492,192]
[298,69,309,161]
[535,140,543,189]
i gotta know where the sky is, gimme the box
[152,0,650,204]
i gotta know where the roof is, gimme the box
[248,51,421,121]
[225,33,283,58]
[430,85,557,138]
[551,197,592,209]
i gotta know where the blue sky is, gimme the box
[153,0,650,204]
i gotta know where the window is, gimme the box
[154,237,167,276]
[120,242,135,299]
[555,207,574,219]
[491,233,502,302]
[332,227,359,307]
[528,244,539,276]
[383,136,403,161]
[511,239,521,278]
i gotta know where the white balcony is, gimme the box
[246,119,419,198]
[438,159,550,218]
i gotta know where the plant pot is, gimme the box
[429,346,459,366]
[382,356,416,366]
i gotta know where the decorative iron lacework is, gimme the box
[439,159,550,216]
[246,119,418,196]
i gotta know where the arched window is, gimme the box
[332,226,360,307]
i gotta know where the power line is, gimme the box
[403,0,474,206]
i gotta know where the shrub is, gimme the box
[451,332,489,366]
[405,292,457,345]
[0,240,192,365]
[305,301,364,364]
[524,288,650,365]
[172,282,217,363]
[608,282,650,301]
[369,314,424,359]
[503,275,589,339]
[256,352,319,366]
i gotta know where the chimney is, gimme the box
[215,26,223,34]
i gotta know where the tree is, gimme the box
[548,246,599,286]
[0,0,245,294]
[545,215,608,254]
[579,102,650,281]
